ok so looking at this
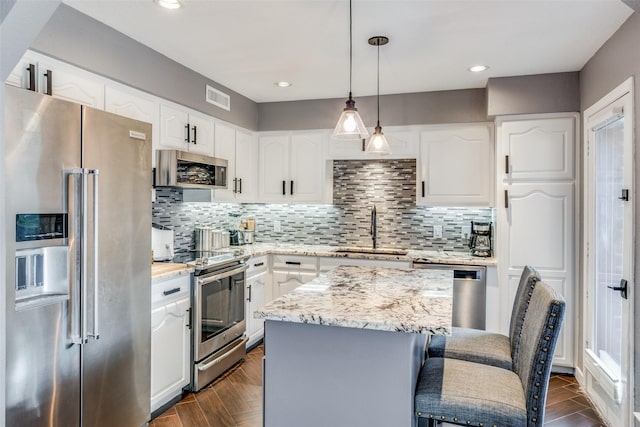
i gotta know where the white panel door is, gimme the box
[246,270,267,346]
[213,122,237,201]
[38,59,105,108]
[418,123,494,206]
[499,117,575,182]
[235,130,259,202]
[289,132,325,203]
[502,182,574,367]
[259,135,290,202]
[159,103,190,150]
[188,111,214,156]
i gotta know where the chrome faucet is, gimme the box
[370,204,377,249]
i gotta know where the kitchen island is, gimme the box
[255,265,453,427]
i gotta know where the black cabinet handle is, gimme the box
[619,189,629,201]
[44,69,52,96]
[285,261,301,266]
[254,262,264,267]
[282,180,286,195]
[185,124,190,143]
[163,287,181,296]
[504,190,509,209]
[186,308,191,329]
[233,178,238,193]
[608,279,628,299]
[505,155,510,174]
[192,125,197,144]
[239,178,242,194]
[421,181,425,198]
[290,180,294,195]
[26,63,36,91]
[247,284,252,302]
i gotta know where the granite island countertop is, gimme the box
[232,242,496,266]
[255,265,453,335]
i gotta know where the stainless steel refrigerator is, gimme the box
[4,84,152,427]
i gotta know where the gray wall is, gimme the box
[579,11,640,420]
[258,89,487,131]
[486,72,581,116]
[31,4,259,130]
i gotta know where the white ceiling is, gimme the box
[63,0,633,103]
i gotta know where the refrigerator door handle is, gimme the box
[81,169,89,343]
[88,169,100,340]
[66,169,84,345]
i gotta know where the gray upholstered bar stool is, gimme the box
[415,281,566,427]
[427,265,541,370]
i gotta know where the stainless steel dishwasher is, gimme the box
[413,262,486,330]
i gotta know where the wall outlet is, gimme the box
[433,224,443,238]
[273,220,282,233]
[461,225,471,239]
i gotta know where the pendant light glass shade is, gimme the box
[333,95,369,138]
[366,36,391,155]
[333,0,369,139]
[365,123,391,154]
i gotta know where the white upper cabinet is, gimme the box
[328,126,418,159]
[159,102,214,156]
[499,117,575,182]
[214,122,259,202]
[259,131,327,203]
[7,51,105,109]
[418,123,494,207]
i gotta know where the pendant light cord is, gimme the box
[376,41,380,126]
[349,0,353,97]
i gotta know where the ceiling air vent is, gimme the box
[205,85,231,111]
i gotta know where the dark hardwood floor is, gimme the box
[150,344,606,427]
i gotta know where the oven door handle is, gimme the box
[197,264,248,286]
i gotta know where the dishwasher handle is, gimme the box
[453,270,481,280]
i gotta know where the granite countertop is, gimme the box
[232,242,496,266]
[255,265,453,335]
[151,262,194,281]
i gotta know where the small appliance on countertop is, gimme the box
[152,224,174,261]
[468,221,492,257]
[229,214,255,246]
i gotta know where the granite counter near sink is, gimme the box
[151,262,193,281]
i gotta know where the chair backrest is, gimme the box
[509,265,541,368]
[514,281,566,427]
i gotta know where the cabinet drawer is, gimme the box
[247,255,269,276]
[152,275,190,306]
[271,255,317,272]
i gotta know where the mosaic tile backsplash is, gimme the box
[152,159,493,256]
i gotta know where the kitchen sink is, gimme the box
[332,247,408,256]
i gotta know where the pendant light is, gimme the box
[366,35,391,155]
[333,0,369,139]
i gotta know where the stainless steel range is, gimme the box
[185,251,249,391]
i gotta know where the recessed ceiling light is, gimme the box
[275,81,291,88]
[155,0,182,10]
[468,65,489,73]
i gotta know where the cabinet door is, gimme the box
[500,182,574,367]
[213,121,237,201]
[150,297,191,411]
[235,130,259,202]
[188,111,215,156]
[418,123,494,206]
[498,116,575,182]
[38,59,105,108]
[272,270,317,299]
[246,270,267,346]
[159,103,190,150]
[5,54,38,89]
[289,132,325,202]
[259,135,290,202]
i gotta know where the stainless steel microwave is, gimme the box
[155,150,228,190]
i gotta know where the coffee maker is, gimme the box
[469,221,492,257]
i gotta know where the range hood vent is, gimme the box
[206,85,231,111]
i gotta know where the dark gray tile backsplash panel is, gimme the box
[152,159,493,256]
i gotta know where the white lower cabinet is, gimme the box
[271,255,318,298]
[246,256,269,348]
[151,275,191,413]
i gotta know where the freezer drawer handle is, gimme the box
[163,287,181,296]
